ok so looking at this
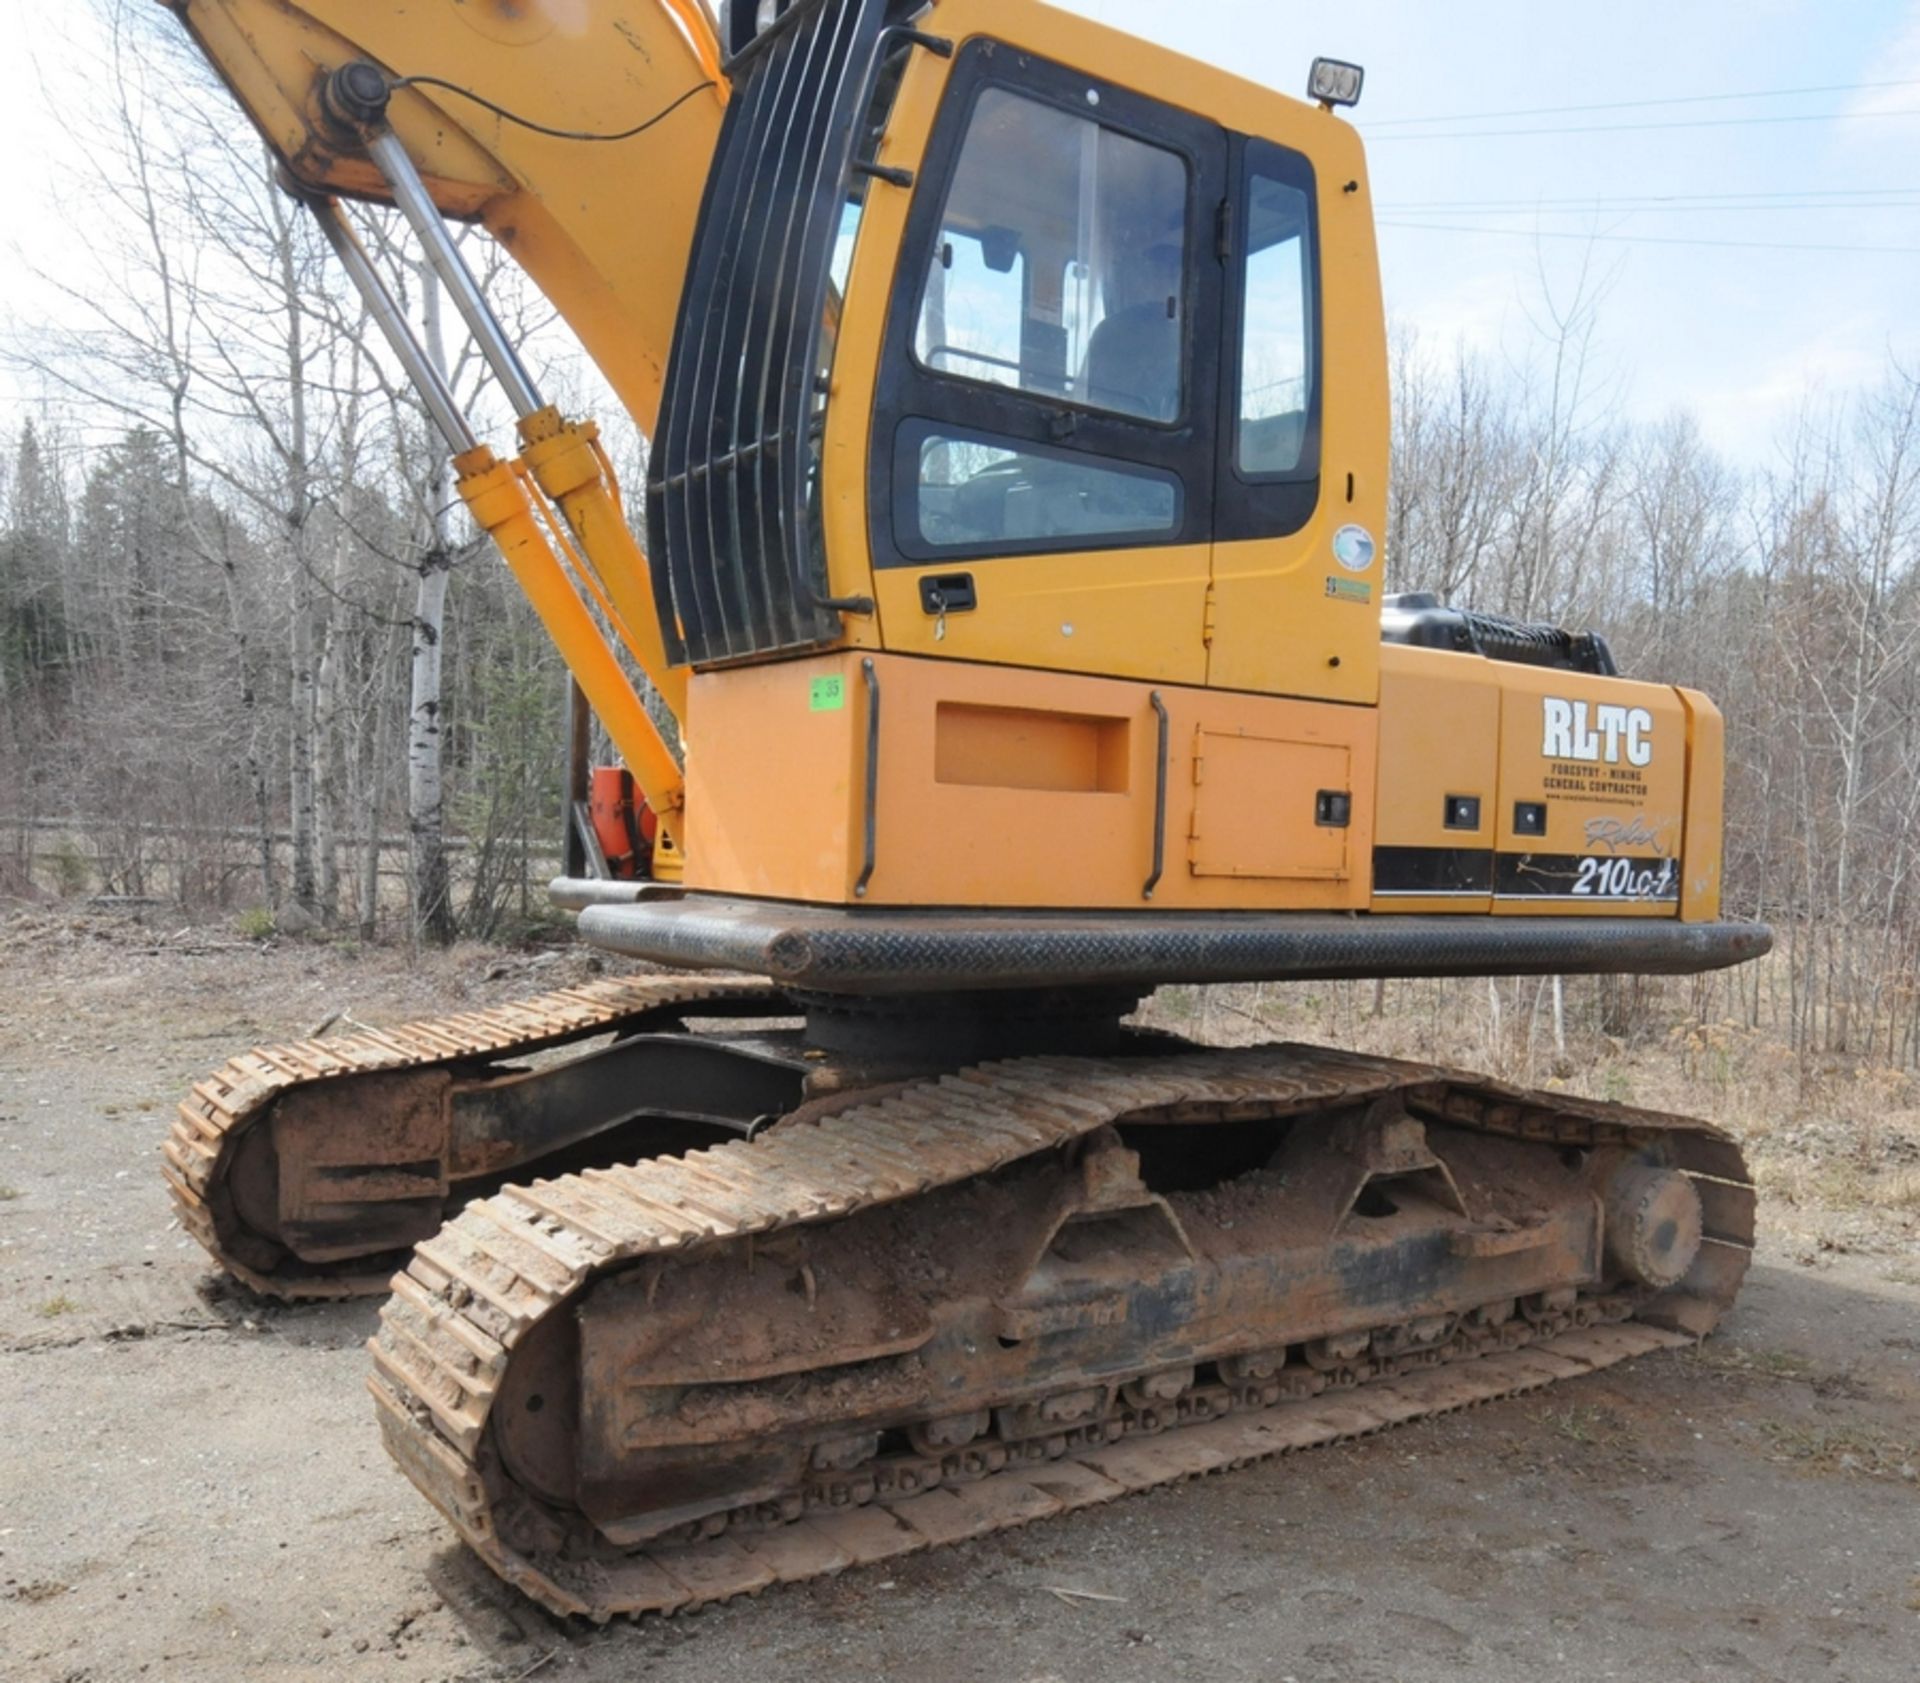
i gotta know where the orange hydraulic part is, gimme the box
[158,0,714,855]
[161,0,727,437]
[589,767,656,880]
[518,407,688,723]
[453,443,685,849]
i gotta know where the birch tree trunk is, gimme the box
[313,582,343,922]
[408,262,457,946]
[248,171,322,923]
[358,630,399,939]
[286,508,319,919]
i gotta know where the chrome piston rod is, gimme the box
[308,198,480,459]
[363,127,547,421]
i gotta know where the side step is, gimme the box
[571,893,1772,994]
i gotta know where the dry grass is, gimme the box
[1142,974,1920,1266]
[1758,1420,1919,1481]
[33,1294,80,1319]
[1871,1168,1920,1209]
[1688,1344,1821,1384]
[1538,1403,1630,1447]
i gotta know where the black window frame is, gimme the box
[1214,134,1324,542]
[870,40,1229,571]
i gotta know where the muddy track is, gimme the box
[368,1043,1754,1621]
[163,975,781,1299]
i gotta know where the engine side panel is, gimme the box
[681,651,1377,910]
[1372,645,1699,918]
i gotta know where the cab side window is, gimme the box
[1236,172,1313,477]
[1213,136,1321,540]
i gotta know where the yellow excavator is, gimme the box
[160,0,1769,1621]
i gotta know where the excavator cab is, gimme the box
[649,0,1376,705]
[157,0,1768,1622]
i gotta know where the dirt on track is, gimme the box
[3,907,1918,1683]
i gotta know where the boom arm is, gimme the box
[164,0,725,430]
[162,0,737,845]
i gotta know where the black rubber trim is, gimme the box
[576,895,1772,996]
[856,657,881,899]
[1144,691,1170,900]
[1372,846,1493,896]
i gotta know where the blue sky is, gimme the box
[1062,0,1920,462]
[3,1,1915,467]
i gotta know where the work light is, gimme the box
[1308,58,1365,109]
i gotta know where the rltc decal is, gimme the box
[1541,697,1653,767]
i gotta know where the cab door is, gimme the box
[867,42,1229,686]
[1206,131,1387,707]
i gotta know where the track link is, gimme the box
[369,1044,1754,1620]
[165,974,780,1299]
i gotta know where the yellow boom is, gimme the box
[164,0,732,840]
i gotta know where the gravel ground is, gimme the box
[3,908,1917,1683]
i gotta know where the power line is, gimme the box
[1366,76,1920,127]
[1379,187,1920,211]
[1381,200,1920,217]
[1375,219,1920,255]
[1369,108,1920,141]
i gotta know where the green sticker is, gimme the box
[809,674,847,712]
[1324,576,1372,604]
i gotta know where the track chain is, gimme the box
[368,1043,1753,1620]
[164,973,780,1299]
[678,1284,1649,1545]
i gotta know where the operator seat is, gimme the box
[1081,301,1180,422]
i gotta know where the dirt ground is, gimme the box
[3,906,1917,1683]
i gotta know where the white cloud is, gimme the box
[1846,0,1920,118]
[1687,314,1891,461]
[1388,272,1514,359]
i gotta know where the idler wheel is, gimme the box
[1604,1165,1703,1289]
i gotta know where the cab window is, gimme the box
[1235,171,1314,477]
[913,87,1190,425]
[872,46,1228,569]
[912,425,1180,549]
